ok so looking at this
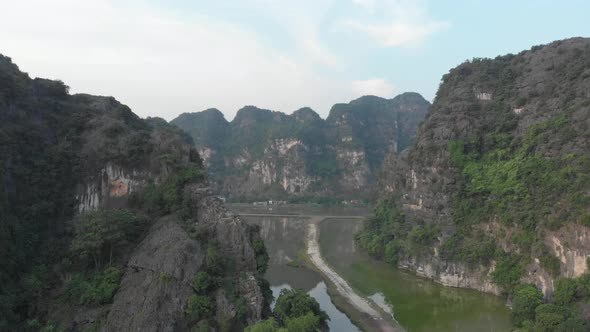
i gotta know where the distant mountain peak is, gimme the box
[349,95,388,105]
[201,107,224,116]
[176,108,227,122]
[233,105,275,121]
[292,107,321,122]
[392,91,428,101]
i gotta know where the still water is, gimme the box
[239,207,512,332]
[320,218,512,332]
[243,215,360,332]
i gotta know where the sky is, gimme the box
[1,0,589,120]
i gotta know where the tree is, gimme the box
[539,254,560,277]
[244,318,282,332]
[62,267,122,305]
[553,278,577,305]
[70,209,142,268]
[273,288,328,325]
[534,312,564,332]
[252,239,269,274]
[384,240,400,265]
[191,272,214,294]
[535,303,570,319]
[511,284,542,326]
[284,312,321,332]
[558,318,587,332]
[186,294,213,322]
[491,253,526,293]
[245,289,328,331]
[205,243,224,275]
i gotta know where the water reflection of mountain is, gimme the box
[242,216,322,293]
[322,217,362,257]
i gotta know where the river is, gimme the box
[231,204,512,332]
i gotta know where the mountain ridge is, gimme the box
[171,92,430,201]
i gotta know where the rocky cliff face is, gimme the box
[171,93,430,201]
[0,54,268,330]
[375,38,590,297]
[102,189,266,331]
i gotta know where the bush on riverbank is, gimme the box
[355,199,439,264]
[357,199,590,330]
[245,288,328,332]
[510,272,590,331]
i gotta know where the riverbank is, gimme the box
[233,205,512,331]
[236,211,401,331]
[306,219,403,332]
[319,218,513,332]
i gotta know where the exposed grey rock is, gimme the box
[103,216,203,332]
[101,185,266,331]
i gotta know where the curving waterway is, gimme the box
[232,204,511,332]
[319,217,512,332]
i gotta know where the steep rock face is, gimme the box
[0,54,267,330]
[171,93,430,201]
[398,257,501,295]
[103,216,203,332]
[378,38,590,297]
[547,224,590,278]
[171,108,229,171]
[69,121,267,330]
[76,163,148,212]
[104,190,265,331]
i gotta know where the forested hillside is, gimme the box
[0,54,270,331]
[359,38,590,330]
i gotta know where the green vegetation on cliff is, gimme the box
[70,209,148,269]
[356,199,439,265]
[171,93,430,201]
[433,113,589,293]
[448,113,589,233]
[61,267,122,306]
[245,288,328,332]
[1,53,270,331]
[360,38,590,330]
[510,271,590,331]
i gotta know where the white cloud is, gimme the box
[352,0,377,12]
[250,0,341,68]
[297,24,341,68]
[0,0,353,120]
[346,20,449,48]
[346,0,450,48]
[351,78,395,97]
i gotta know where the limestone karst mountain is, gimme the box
[359,37,590,329]
[171,92,430,202]
[0,54,270,331]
